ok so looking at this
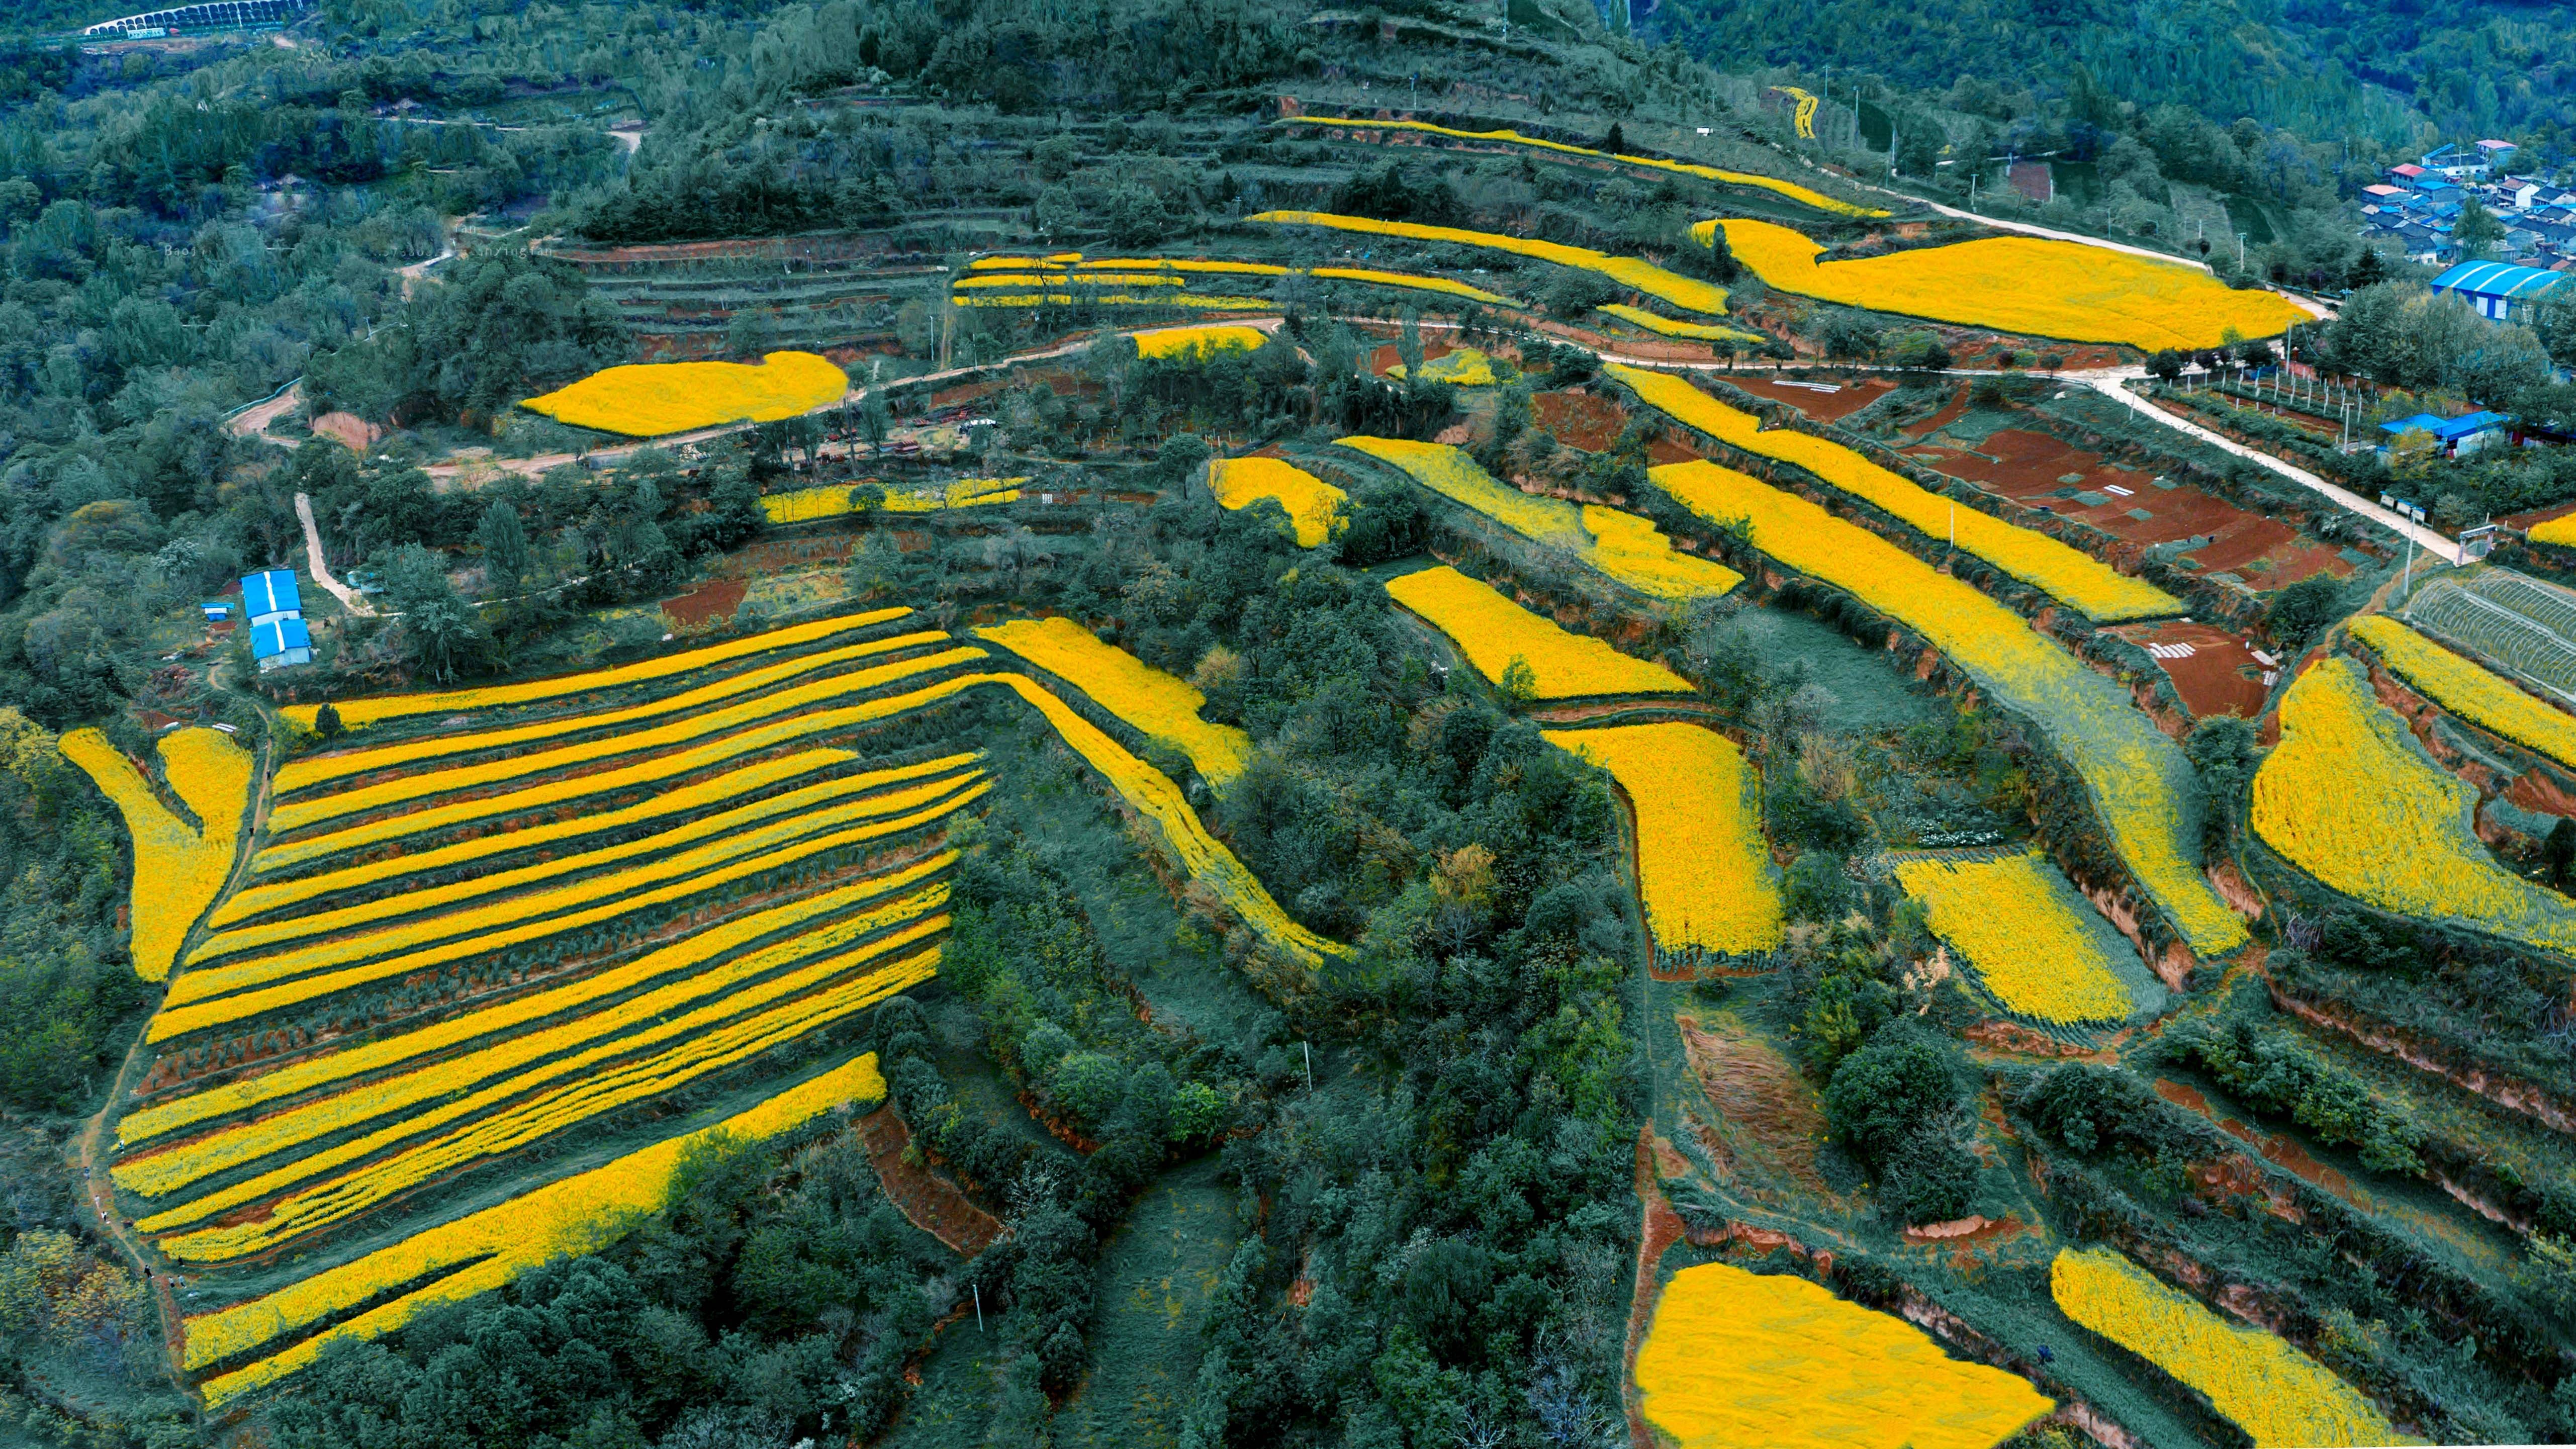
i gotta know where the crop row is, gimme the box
[1648,457,2247,956]
[214,751,971,935]
[954,291,1271,311]
[974,617,1252,786]
[1388,565,1692,700]
[1607,364,2178,622]
[1705,219,2304,350]
[255,673,1000,873]
[760,477,1025,525]
[958,256,1516,307]
[1276,116,1889,218]
[275,629,949,795]
[1335,436,1742,601]
[2049,1247,2396,1445]
[187,767,980,978]
[185,1053,888,1403]
[153,784,985,1040]
[1892,852,2135,1024]
[1544,723,1782,955]
[59,727,253,983]
[2349,615,2576,773]
[126,857,950,1147]
[1595,303,1763,343]
[279,608,908,733]
[1250,210,1731,318]
[987,672,1342,965]
[267,644,987,834]
[2251,657,2576,955]
[148,945,942,1262]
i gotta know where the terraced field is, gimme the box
[87,606,1334,1403]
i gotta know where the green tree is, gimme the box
[2454,195,2506,260]
[478,499,529,597]
[2184,715,2259,851]
[2263,573,2343,650]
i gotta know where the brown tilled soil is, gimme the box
[661,577,747,626]
[1728,375,1895,422]
[1534,389,1628,450]
[2153,1077,2369,1210]
[1366,340,1457,376]
[2109,620,2272,719]
[858,1103,1004,1255]
[1623,1127,1688,1449]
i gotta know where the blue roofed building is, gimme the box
[239,568,311,670]
[2428,260,2568,322]
[2379,411,2513,459]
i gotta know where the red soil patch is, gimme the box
[930,379,1004,409]
[1906,426,2349,591]
[1676,1014,1827,1191]
[310,411,384,452]
[2154,1077,2369,1209]
[1366,340,1456,376]
[661,577,746,626]
[1729,375,1894,423]
[1534,389,1628,451]
[2506,768,2576,820]
[1624,1127,1689,1449]
[2109,620,2272,719]
[858,1103,1004,1255]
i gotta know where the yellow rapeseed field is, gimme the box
[761,478,1023,523]
[1386,566,1692,699]
[152,948,940,1260]
[129,863,945,1146]
[954,291,1272,311]
[1133,324,1269,359]
[126,888,948,1206]
[1277,116,1887,217]
[2350,615,2576,771]
[276,631,947,794]
[971,254,1516,305]
[2253,657,2576,955]
[187,1054,887,1404]
[279,609,905,732]
[976,618,1252,785]
[1635,1261,2053,1448]
[1335,436,1741,600]
[155,784,984,1039]
[1649,459,2246,956]
[520,351,848,436]
[59,727,250,983]
[1894,852,2134,1023]
[257,673,997,871]
[1596,303,1764,343]
[217,748,867,925]
[1607,364,2178,621]
[989,673,1343,965]
[2050,1248,2399,1447]
[1577,505,1745,600]
[1308,266,1514,305]
[2528,512,2576,548]
[268,645,985,834]
[1077,257,1290,276]
[1705,219,2306,349]
[1387,347,1499,386]
[1207,457,1345,547]
[1252,210,1731,316]
[1545,724,1782,954]
[200,761,975,962]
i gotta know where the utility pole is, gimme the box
[2238,231,2248,268]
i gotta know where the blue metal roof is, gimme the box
[241,569,301,617]
[2430,261,2569,300]
[251,617,311,658]
[2378,411,2509,440]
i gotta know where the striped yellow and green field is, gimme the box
[96,603,1334,1404]
[1334,437,1742,601]
[1649,458,2245,956]
[1276,116,1889,218]
[2253,656,2576,955]
[1251,211,1730,317]
[2050,1248,2399,1447]
[957,258,1515,309]
[1545,723,1782,956]
[1388,566,1693,700]
[2349,614,2576,772]
[1607,364,2178,622]
[975,617,1253,785]
[761,477,1024,524]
